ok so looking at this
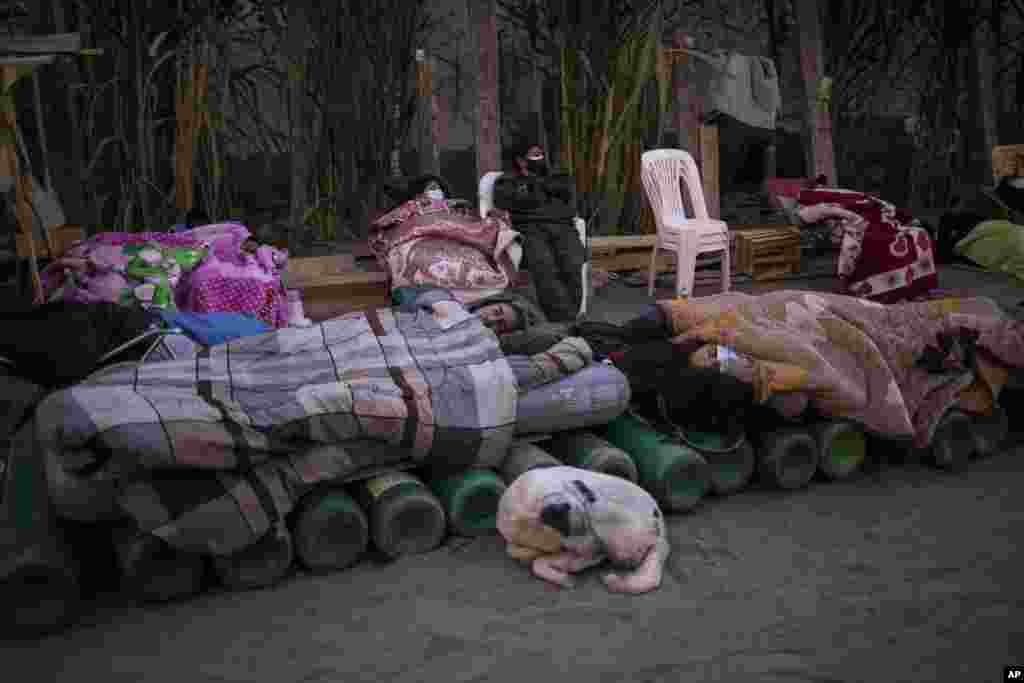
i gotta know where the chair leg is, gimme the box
[675,232,698,298]
[721,242,731,293]
[647,244,658,296]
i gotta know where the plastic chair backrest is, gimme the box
[640,149,710,224]
[479,171,505,219]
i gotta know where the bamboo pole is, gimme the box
[1,65,42,302]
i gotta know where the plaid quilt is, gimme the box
[33,294,518,555]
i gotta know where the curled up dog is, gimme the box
[496,466,671,594]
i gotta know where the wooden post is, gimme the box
[2,66,42,298]
[469,0,501,176]
[415,50,440,176]
[698,125,720,218]
[793,0,836,184]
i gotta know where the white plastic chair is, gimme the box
[478,171,591,318]
[640,149,731,297]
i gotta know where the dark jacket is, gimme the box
[493,172,577,226]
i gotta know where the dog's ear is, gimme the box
[539,502,574,538]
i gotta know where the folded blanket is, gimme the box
[658,291,1023,447]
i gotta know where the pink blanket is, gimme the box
[370,197,521,303]
[40,223,291,328]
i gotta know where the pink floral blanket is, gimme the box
[40,223,290,327]
[369,197,521,303]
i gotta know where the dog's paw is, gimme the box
[602,571,661,594]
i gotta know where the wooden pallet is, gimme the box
[285,255,390,318]
[734,227,802,281]
[589,235,672,273]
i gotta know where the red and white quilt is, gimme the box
[797,188,937,303]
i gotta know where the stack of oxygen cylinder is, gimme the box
[1,385,1014,638]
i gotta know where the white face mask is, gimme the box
[426,189,445,201]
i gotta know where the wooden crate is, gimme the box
[589,235,672,273]
[734,227,802,281]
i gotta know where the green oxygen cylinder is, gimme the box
[680,430,757,495]
[429,468,507,537]
[970,406,1008,458]
[602,413,711,513]
[499,442,563,484]
[291,485,369,573]
[0,423,81,637]
[547,431,639,483]
[756,427,820,490]
[813,421,867,481]
[214,524,294,591]
[112,527,206,604]
[930,409,976,471]
[357,470,447,559]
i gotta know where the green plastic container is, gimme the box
[113,529,206,604]
[0,424,81,637]
[430,468,507,537]
[602,413,710,513]
[930,410,976,471]
[814,421,867,481]
[548,431,639,483]
[499,442,563,484]
[757,428,820,490]
[214,524,295,591]
[291,486,369,573]
[358,471,447,559]
[682,430,756,496]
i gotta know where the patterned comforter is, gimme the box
[797,188,938,303]
[659,291,1023,447]
[370,197,521,304]
[39,223,290,327]
[32,292,518,555]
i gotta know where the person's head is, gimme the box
[518,144,549,177]
[408,174,450,203]
[505,140,549,177]
[475,301,523,335]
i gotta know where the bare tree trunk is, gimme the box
[967,10,998,184]
[793,0,836,183]
[283,3,313,250]
[50,0,86,219]
[469,0,502,177]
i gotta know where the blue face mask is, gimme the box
[425,189,445,201]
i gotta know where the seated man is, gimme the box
[493,141,585,322]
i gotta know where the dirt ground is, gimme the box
[3,266,1022,683]
[3,444,1021,683]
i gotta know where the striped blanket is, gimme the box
[33,293,518,555]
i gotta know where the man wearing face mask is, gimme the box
[493,142,585,322]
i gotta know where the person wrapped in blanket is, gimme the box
[370,174,521,306]
[464,291,762,442]
[493,141,585,322]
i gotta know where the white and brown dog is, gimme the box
[497,466,670,594]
